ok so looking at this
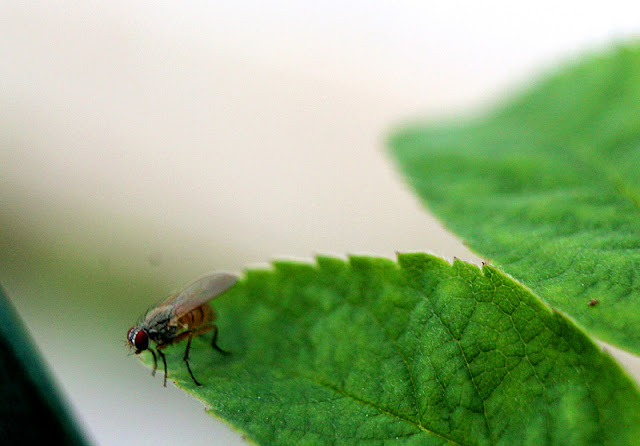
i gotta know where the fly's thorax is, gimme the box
[139,306,177,344]
[147,321,178,345]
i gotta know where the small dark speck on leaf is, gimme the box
[588,299,599,307]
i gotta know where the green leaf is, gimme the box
[0,285,88,445]
[136,254,640,445]
[389,44,640,355]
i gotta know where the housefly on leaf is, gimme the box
[127,271,238,387]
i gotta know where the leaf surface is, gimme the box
[389,44,640,355]
[142,254,640,445]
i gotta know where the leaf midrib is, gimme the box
[297,371,462,446]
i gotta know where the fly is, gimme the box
[127,271,238,386]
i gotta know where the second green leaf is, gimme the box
[389,43,640,356]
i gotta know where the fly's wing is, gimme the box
[167,272,238,322]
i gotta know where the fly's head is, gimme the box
[127,325,150,354]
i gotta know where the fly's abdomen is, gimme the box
[178,304,215,329]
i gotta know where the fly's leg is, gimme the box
[164,325,228,387]
[174,324,228,354]
[211,325,230,355]
[172,330,203,386]
[156,348,168,387]
[183,334,202,386]
[149,349,158,377]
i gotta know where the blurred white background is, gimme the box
[1,1,640,445]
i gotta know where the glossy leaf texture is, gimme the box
[0,286,88,445]
[389,44,640,355]
[143,254,640,445]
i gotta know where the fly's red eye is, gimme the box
[133,329,149,351]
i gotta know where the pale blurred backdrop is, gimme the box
[1,2,640,445]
